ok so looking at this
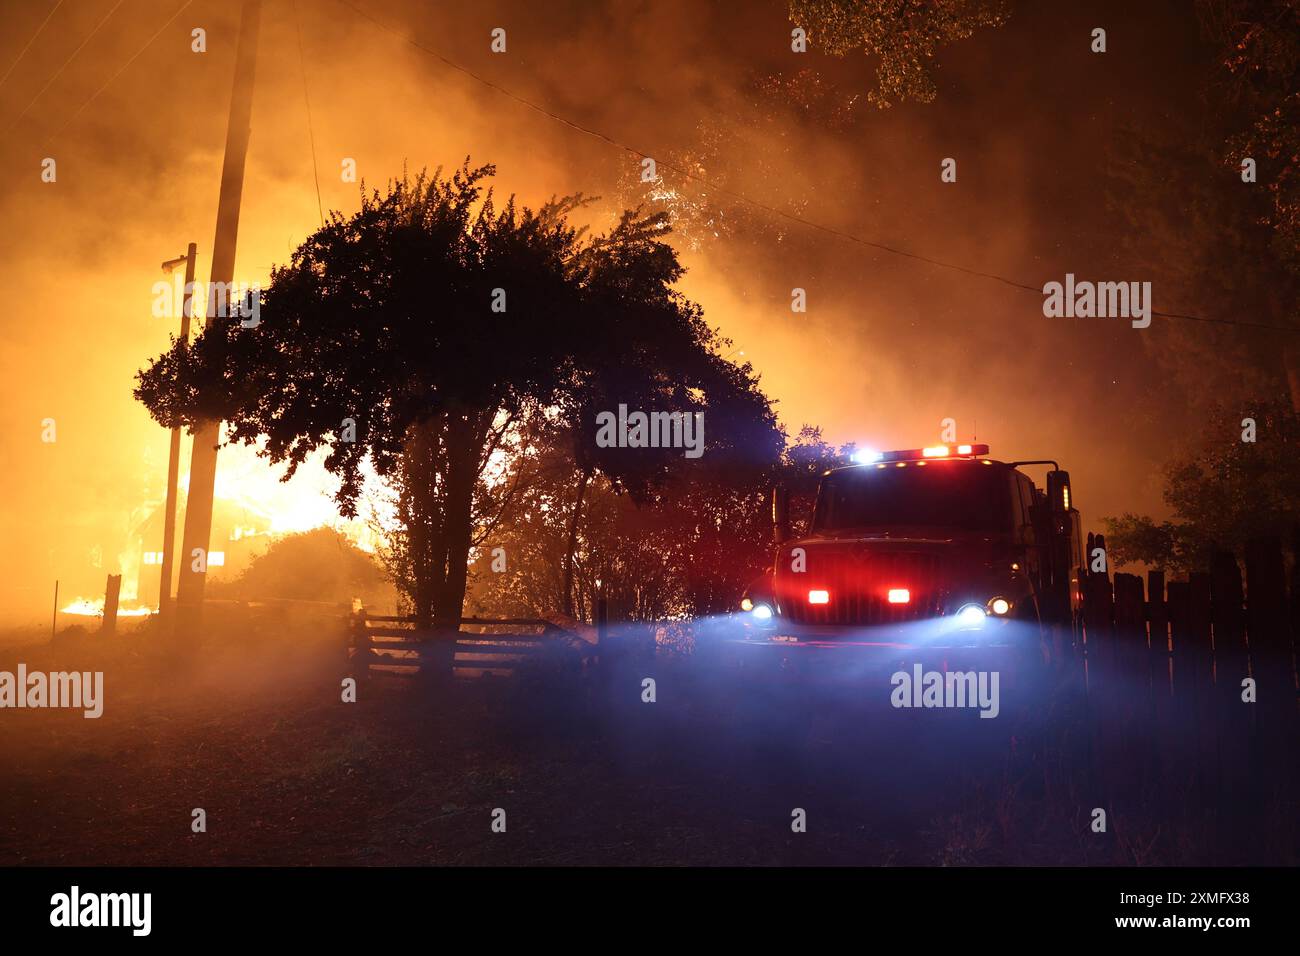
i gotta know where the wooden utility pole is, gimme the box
[158,242,197,625]
[176,0,262,636]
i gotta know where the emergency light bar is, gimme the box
[855,443,989,464]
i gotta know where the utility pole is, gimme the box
[158,243,197,626]
[176,0,262,637]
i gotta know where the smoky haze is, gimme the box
[0,0,1238,624]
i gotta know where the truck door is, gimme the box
[1012,472,1042,606]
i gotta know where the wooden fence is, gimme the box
[348,609,600,681]
[1077,532,1298,798]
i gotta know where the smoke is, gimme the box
[0,0,1239,624]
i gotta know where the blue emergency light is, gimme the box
[852,443,989,465]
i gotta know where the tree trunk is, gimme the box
[402,418,441,629]
[561,465,593,618]
[432,407,490,630]
[393,408,493,633]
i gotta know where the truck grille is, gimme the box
[780,551,947,626]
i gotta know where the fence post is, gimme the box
[1147,571,1168,679]
[1113,572,1145,677]
[101,574,122,636]
[350,608,373,680]
[1244,537,1294,783]
[1185,570,1215,775]
[1210,550,1249,855]
[1291,525,1300,672]
[1165,579,1189,672]
[1164,579,1193,760]
[1210,551,1248,690]
[1082,533,1114,688]
[1111,572,1149,791]
[1187,571,1213,691]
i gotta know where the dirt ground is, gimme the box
[0,616,1294,866]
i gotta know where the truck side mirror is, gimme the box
[1046,470,1072,515]
[772,485,791,545]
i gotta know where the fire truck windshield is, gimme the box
[813,463,1012,534]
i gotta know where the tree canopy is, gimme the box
[789,0,1010,108]
[1103,400,1300,571]
[136,162,781,624]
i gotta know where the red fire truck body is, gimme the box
[737,444,1083,662]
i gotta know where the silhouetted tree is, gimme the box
[1199,0,1300,273]
[1103,400,1300,571]
[789,0,1010,108]
[467,422,849,624]
[136,162,774,627]
[1197,0,1300,407]
[618,2,1010,247]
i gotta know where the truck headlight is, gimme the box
[751,603,774,622]
[989,597,1011,616]
[955,604,987,629]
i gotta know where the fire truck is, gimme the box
[736,443,1083,667]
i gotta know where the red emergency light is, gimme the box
[872,443,989,463]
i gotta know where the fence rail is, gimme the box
[348,608,600,680]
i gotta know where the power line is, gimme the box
[42,0,194,149]
[0,0,65,95]
[330,0,1300,336]
[7,0,126,135]
[293,0,325,227]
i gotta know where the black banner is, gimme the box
[0,866,1286,942]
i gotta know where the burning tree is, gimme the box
[136,161,777,627]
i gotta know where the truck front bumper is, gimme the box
[732,613,1027,650]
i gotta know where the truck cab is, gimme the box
[740,444,1082,660]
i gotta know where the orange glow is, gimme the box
[922,445,949,458]
[60,598,154,618]
[957,444,973,454]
